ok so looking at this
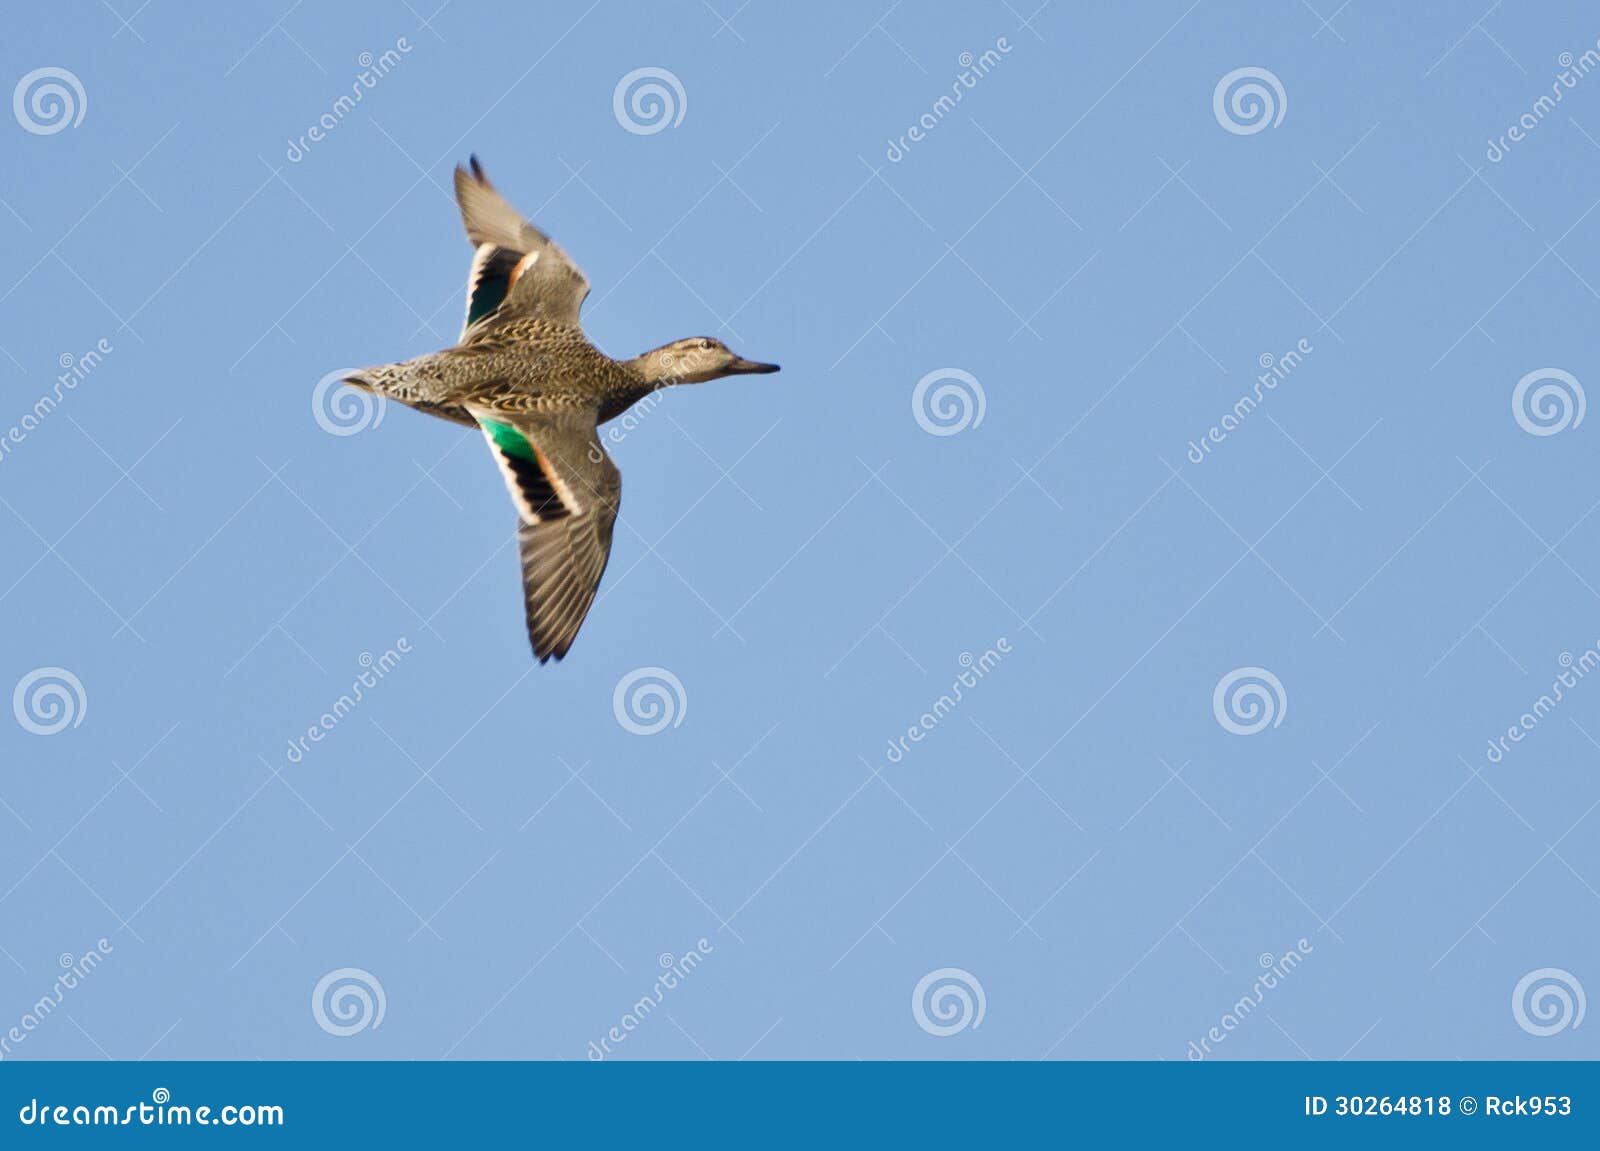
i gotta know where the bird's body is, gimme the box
[355,318,649,427]
[340,156,779,662]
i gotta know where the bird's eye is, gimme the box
[699,338,713,350]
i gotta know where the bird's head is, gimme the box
[642,337,780,385]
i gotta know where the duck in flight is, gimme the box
[342,156,779,662]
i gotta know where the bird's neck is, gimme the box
[624,345,683,389]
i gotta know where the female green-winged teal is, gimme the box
[342,156,779,662]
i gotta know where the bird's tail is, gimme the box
[341,364,396,395]
[339,359,476,428]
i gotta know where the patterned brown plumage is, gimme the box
[338,156,780,662]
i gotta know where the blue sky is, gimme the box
[1,0,1598,1060]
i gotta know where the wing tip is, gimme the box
[527,602,585,664]
[454,154,488,191]
[529,627,573,664]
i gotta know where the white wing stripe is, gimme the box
[461,243,497,340]
[477,421,542,524]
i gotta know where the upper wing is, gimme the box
[470,406,620,663]
[454,155,591,337]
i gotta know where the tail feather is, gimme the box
[334,360,476,428]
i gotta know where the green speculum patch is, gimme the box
[484,419,536,462]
